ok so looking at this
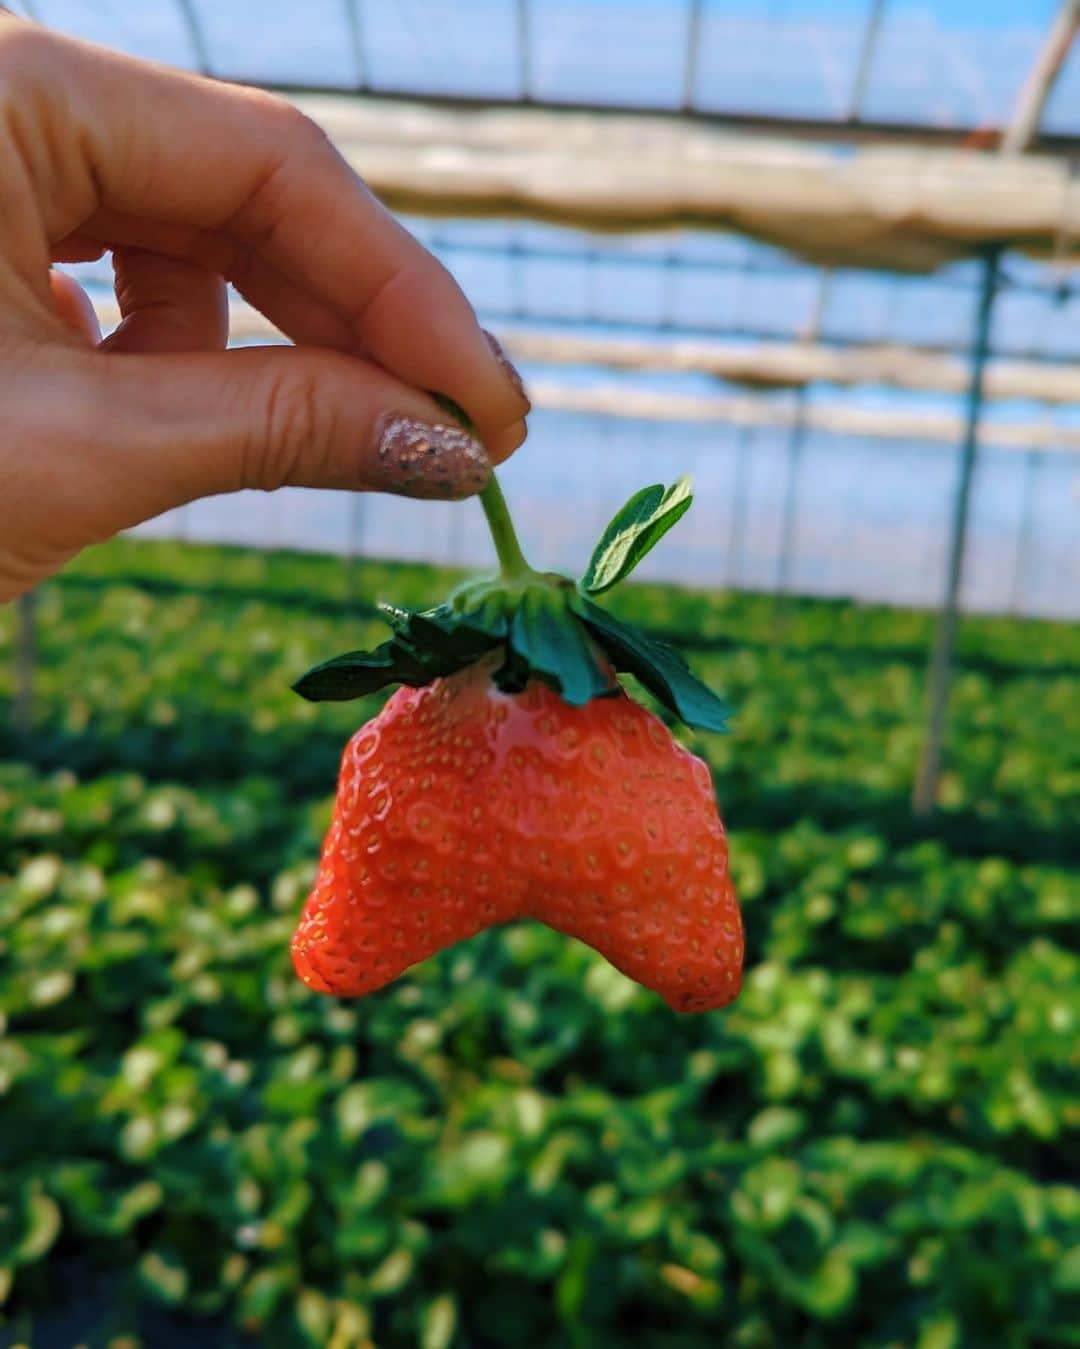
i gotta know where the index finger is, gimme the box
[7,22,528,437]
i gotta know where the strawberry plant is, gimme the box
[0,535,1076,1347]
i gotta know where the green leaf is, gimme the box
[239,1265,295,1325]
[421,1294,459,1349]
[573,596,730,733]
[138,1248,189,1306]
[508,589,613,706]
[296,1288,333,1346]
[368,1247,415,1297]
[797,1252,856,1318]
[15,1189,61,1265]
[581,478,693,595]
[1055,1246,1080,1294]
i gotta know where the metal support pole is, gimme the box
[13,589,36,739]
[1008,450,1041,615]
[775,391,807,596]
[174,0,212,75]
[344,0,369,91]
[913,246,1002,816]
[682,0,705,113]
[847,0,887,120]
[517,0,533,101]
[726,426,752,589]
[775,268,830,596]
[345,493,366,604]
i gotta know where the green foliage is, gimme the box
[0,538,1076,1348]
[294,476,725,727]
[581,478,694,595]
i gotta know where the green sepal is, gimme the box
[379,601,506,652]
[291,640,423,702]
[507,588,614,706]
[581,478,693,595]
[445,586,512,640]
[292,602,502,702]
[571,594,731,734]
[293,424,731,731]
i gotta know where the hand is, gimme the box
[0,15,529,602]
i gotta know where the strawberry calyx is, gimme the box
[292,402,730,734]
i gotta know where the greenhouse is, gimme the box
[0,3,1077,1346]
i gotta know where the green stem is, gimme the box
[480,474,533,580]
[428,392,535,581]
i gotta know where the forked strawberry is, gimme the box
[291,402,743,1013]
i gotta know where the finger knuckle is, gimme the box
[0,22,54,87]
[247,89,330,155]
[255,361,326,490]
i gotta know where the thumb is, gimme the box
[77,344,500,534]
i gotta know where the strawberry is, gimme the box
[292,400,743,1013]
[292,658,742,1012]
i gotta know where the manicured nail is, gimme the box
[483,329,530,408]
[373,417,491,500]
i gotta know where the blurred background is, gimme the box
[1,3,1078,1347]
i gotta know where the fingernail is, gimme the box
[373,417,491,500]
[483,329,530,408]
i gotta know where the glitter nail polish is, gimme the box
[373,417,491,500]
[483,329,530,408]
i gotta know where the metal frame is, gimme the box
[343,0,369,92]
[196,0,1077,156]
[174,0,211,76]
[911,0,1079,814]
[386,234,1074,364]
[912,246,1002,816]
[516,0,532,101]
[847,0,887,122]
[1008,451,1043,616]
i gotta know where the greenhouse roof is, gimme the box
[18,2,1080,399]
[10,0,1080,149]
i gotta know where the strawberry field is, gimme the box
[0,539,1077,1349]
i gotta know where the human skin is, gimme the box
[0,13,529,602]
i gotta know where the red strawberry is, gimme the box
[292,658,742,1013]
[292,436,745,1013]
